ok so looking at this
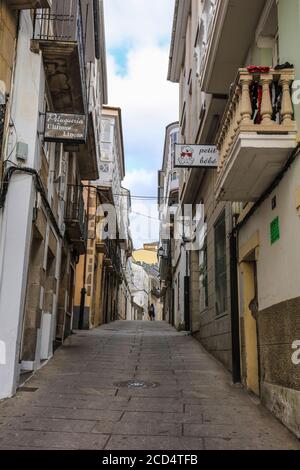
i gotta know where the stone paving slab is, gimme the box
[105,435,204,450]
[183,423,278,439]
[6,417,97,433]
[116,387,181,398]
[204,437,297,451]
[31,397,129,411]
[127,397,184,413]
[0,430,109,450]
[121,411,205,424]
[0,320,299,450]
[92,421,182,437]
[41,408,123,422]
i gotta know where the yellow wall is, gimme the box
[0,2,17,90]
[240,261,259,396]
[74,254,84,306]
[92,253,104,327]
[133,249,158,265]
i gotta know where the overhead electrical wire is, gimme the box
[82,186,172,201]
[131,211,159,221]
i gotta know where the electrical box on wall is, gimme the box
[16,142,28,162]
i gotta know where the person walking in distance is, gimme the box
[149,303,155,321]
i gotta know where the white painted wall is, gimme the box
[0,12,44,398]
[131,262,150,320]
[239,156,300,311]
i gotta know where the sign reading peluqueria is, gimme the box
[174,144,219,168]
[44,113,87,143]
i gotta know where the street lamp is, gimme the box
[158,246,165,258]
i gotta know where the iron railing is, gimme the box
[104,238,122,272]
[33,0,83,43]
[65,184,87,240]
[32,0,87,106]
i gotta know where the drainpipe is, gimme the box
[78,185,91,330]
[93,0,101,60]
[229,229,241,384]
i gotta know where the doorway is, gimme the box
[240,253,260,396]
[19,227,44,363]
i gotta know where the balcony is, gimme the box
[10,0,51,9]
[76,113,99,180]
[96,237,106,255]
[200,0,266,95]
[65,185,87,254]
[103,238,113,269]
[32,0,87,114]
[169,173,179,193]
[96,223,106,254]
[215,68,298,202]
[159,240,172,282]
[102,238,122,276]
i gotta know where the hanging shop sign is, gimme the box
[44,113,87,144]
[174,144,219,168]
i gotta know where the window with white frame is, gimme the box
[194,0,217,78]
[100,118,114,162]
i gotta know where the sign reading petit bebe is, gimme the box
[44,113,87,144]
[174,144,219,168]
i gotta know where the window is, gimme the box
[170,131,178,167]
[101,118,114,162]
[214,212,227,316]
[199,225,208,311]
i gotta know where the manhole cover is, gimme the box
[115,380,159,389]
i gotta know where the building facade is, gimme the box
[118,187,134,321]
[133,242,159,265]
[131,243,162,321]
[131,261,150,321]
[144,263,163,322]
[74,106,133,327]
[168,0,300,437]
[0,0,107,399]
[158,122,186,327]
[168,0,233,370]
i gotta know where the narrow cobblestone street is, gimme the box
[0,321,299,450]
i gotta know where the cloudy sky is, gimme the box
[103,0,178,248]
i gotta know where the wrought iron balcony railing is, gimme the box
[10,0,51,9]
[103,238,122,273]
[65,185,87,253]
[32,0,87,114]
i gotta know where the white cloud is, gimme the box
[107,46,178,170]
[103,0,178,246]
[104,0,175,48]
[123,170,159,249]
[123,169,157,196]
